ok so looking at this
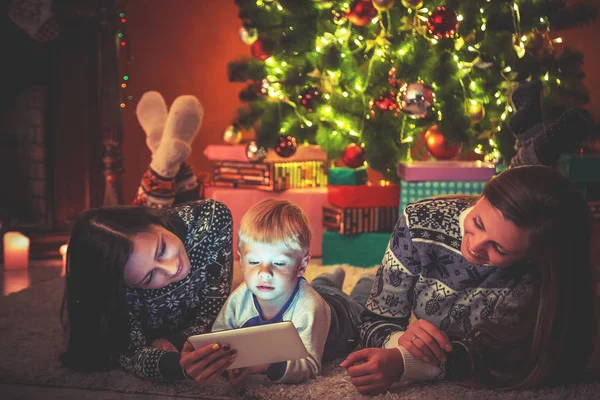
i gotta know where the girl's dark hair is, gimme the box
[455,165,596,389]
[60,206,172,372]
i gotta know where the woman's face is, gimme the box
[461,196,529,267]
[123,225,191,289]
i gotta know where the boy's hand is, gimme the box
[151,338,177,352]
[340,348,404,395]
[227,364,269,385]
[398,319,452,363]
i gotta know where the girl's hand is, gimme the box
[397,319,452,363]
[180,341,236,384]
[340,348,404,395]
[227,364,268,385]
[151,338,177,352]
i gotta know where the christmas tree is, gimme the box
[227,0,597,180]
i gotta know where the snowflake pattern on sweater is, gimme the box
[360,197,534,357]
[119,200,233,382]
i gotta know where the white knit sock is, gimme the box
[136,91,168,153]
[150,139,191,178]
[163,95,203,144]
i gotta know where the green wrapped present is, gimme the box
[559,154,600,183]
[328,166,368,186]
[400,180,486,211]
[322,231,389,268]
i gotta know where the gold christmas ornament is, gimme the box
[401,0,423,10]
[222,125,242,145]
[373,0,395,11]
[466,100,485,124]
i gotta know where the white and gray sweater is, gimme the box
[359,197,534,384]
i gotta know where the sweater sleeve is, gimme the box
[383,331,445,384]
[359,212,422,348]
[119,317,186,382]
[270,285,330,384]
[167,200,234,343]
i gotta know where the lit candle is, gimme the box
[3,231,30,270]
[59,244,68,276]
[3,270,30,296]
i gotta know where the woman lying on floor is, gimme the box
[341,165,598,394]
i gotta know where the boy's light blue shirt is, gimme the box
[212,278,332,383]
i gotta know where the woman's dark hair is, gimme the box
[60,206,172,372]
[456,165,596,389]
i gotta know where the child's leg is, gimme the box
[349,273,375,307]
[311,267,345,290]
[133,95,203,208]
[173,162,200,205]
[312,268,371,361]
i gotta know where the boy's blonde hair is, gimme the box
[238,199,312,253]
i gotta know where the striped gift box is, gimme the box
[323,205,399,235]
[212,160,327,191]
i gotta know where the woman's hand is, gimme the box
[398,319,452,363]
[227,364,268,385]
[340,348,404,395]
[180,341,236,384]
[151,338,177,352]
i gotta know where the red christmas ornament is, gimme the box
[427,6,459,39]
[300,86,321,112]
[346,0,377,26]
[424,125,462,160]
[251,39,271,61]
[369,92,400,117]
[342,143,366,168]
[274,135,298,158]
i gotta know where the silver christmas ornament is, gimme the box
[246,141,267,162]
[239,26,258,45]
[222,125,242,145]
[398,82,435,119]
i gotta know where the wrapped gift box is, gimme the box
[322,231,389,268]
[323,205,399,235]
[397,160,496,182]
[212,160,327,191]
[400,180,486,211]
[328,166,368,186]
[559,154,600,183]
[204,144,327,163]
[205,187,327,258]
[328,184,400,208]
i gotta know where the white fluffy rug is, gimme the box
[1,263,598,400]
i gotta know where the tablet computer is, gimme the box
[188,321,310,369]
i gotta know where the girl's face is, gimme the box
[123,225,191,289]
[461,197,529,267]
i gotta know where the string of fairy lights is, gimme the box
[242,0,566,164]
[117,3,134,110]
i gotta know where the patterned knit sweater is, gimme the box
[359,197,534,383]
[119,200,233,382]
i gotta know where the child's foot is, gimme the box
[313,267,346,290]
[136,91,168,153]
[163,95,204,144]
[509,80,543,137]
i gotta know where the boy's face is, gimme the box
[239,241,309,313]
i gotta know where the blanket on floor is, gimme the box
[1,265,598,400]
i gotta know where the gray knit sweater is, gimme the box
[359,197,534,383]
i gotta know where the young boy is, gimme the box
[211,199,373,384]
